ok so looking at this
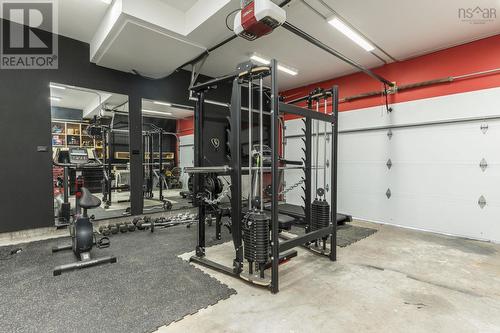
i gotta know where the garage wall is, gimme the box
[179,134,194,190]
[284,87,500,243]
[280,34,500,243]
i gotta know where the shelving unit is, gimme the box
[52,120,105,195]
[51,119,103,154]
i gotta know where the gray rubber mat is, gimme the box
[336,224,378,247]
[0,223,235,333]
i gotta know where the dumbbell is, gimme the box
[127,223,136,232]
[136,220,145,230]
[109,224,119,234]
[102,227,111,237]
[119,223,128,233]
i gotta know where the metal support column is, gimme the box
[195,92,206,257]
[304,117,312,232]
[158,132,164,201]
[270,59,280,294]
[229,78,243,273]
[330,86,339,261]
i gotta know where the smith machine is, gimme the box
[186,60,339,293]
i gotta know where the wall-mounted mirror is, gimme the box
[50,83,130,225]
[141,99,194,213]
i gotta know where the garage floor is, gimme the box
[161,221,500,333]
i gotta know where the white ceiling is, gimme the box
[58,0,110,43]
[49,84,192,120]
[142,99,194,119]
[50,83,128,119]
[7,0,500,90]
[159,0,199,12]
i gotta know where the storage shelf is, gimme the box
[51,119,99,151]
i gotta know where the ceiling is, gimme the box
[159,0,199,12]
[142,99,194,119]
[49,83,192,119]
[50,83,128,119]
[7,0,500,90]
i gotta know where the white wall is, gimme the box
[179,134,194,190]
[284,87,500,243]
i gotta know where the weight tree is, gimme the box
[186,59,339,294]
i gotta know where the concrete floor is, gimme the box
[160,221,500,333]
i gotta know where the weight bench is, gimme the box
[266,203,352,227]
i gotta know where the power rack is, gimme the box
[187,59,339,293]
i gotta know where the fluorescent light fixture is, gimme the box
[142,109,173,116]
[153,101,172,107]
[250,54,298,76]
[101,0,112,4]
[50,84,66,90]
[277,65,298,76]
[327,17,374,52]
[50,97,61,102]
[250,55,270,65]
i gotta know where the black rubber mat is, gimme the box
[290,224,377,247]
[0,223,235,333]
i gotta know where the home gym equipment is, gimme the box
[142,123,175,210]
[186,59,341,293]
[87,117,176,211]
[96,213,211,235]
[308,89,333,253]
[53,147,103,225]
[86,116,130,209]
[165,167,183,189]
[52,147,117,276]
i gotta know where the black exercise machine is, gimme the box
[52,147,116,276]
[142,123,175,211]
[186,60,342,293]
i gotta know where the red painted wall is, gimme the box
[283,34,500,112]
[177,34,500,133]
[177,117,194,136]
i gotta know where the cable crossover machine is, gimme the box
[186,60,340,293]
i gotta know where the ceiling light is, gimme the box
[250,55,270,65]
[327,17,374,52]
[142,109,173,116]
[250,54,298,76]
[50,84,66,90]
[153,101,172,107]
[50,97,61,101]
[101,0,112,4]
[277,65,298,76]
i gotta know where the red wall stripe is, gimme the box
[283,34,500,112]
[177,117,194,136]
[177,34,500,131]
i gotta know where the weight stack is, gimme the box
[311,199,330,232]
[243,211,270,264]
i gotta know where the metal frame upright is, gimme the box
[188,60,339,293]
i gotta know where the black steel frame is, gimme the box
[190,60,339,293]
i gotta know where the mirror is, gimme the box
[141,98,194,213]
[50,83,130,225]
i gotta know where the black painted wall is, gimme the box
[0,20,228,233]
